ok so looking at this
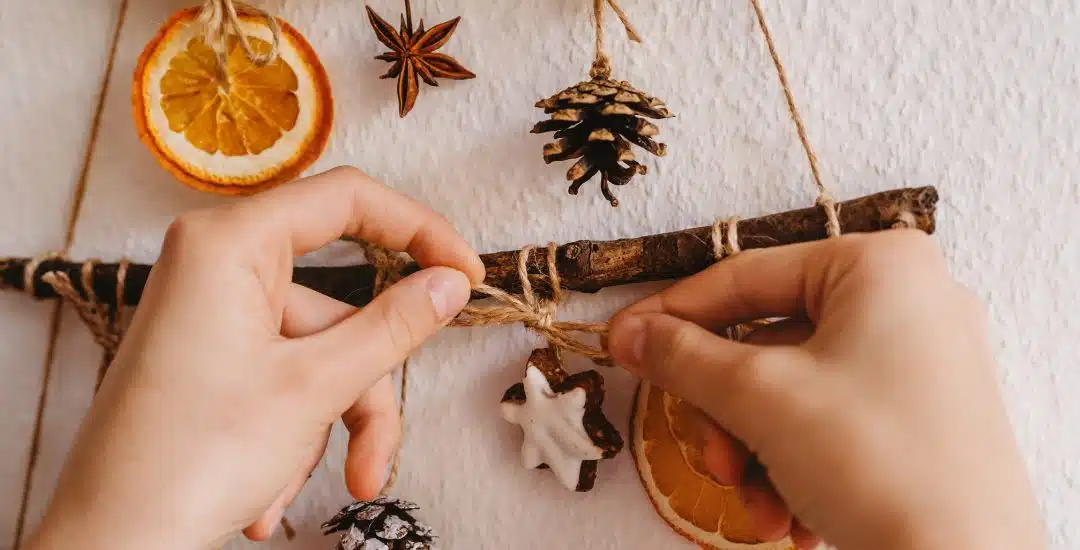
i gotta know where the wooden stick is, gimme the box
[0,186,937,308]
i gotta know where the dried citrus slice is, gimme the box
[631,380,796,550]
[133,7,333,195]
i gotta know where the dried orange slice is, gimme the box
[133,7,333,195]
[631,380,796,550]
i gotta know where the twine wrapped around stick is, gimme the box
[452,243,612,363]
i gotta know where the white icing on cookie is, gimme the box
[501,365,605,490]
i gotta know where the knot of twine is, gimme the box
[590,0,642,80]
[35,259,129,391]
[451,243,612,365]
[198,0,282,81]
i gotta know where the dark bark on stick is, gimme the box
[0,186,938,309]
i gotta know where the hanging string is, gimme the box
[590,0,643,79]
[748,0,842,238]
[198,0,282,84]
[356,241,412,493]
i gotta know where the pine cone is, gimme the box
[532,77,673,207]
[322,497,435,550]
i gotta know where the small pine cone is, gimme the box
[323,497,435,550]
[532,77,674,207]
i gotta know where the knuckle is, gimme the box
[842,229,944,278]
[162,209,244,258]
[655,320,697,366]
[162,211,213,250]
[326,165,368,181]
[378,302,421,352]
[721,348,799,397]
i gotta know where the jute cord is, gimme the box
[12,1,130,545]
[37,261,127,360]
[451,243,612,364]
[590,0,643,80]
[748,0,842,238]
[358,241,411,493]
[712,217,742,260]
[199,0,282,83]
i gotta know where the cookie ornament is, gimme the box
[133,1,333,195]
[501,347,623,491]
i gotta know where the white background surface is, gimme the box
[2,0,1078,549]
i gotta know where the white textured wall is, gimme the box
[1,0,1078,549]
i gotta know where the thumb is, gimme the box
[607,312,808,448]
[289,266,471,409]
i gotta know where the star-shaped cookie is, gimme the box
[500,347,623,491]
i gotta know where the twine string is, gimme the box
[357,241,412,493]
[39,262,126,360]
[590,0,643,80]
[712,217,742,260]
[198,0,282,85]
[451,243,612,364]
[748,0,842,238]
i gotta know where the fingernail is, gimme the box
[427,270,469,322]
[611,316,647,371]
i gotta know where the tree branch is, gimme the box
[0,186,938,308]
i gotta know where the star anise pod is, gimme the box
[366,0,476,117]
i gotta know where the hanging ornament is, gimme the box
[632,381,797,550]
[322,244,435,550]
[132,1,334,195]
[531,0,673,207]
[323,497,435,550]
[500,347,623,492]
[365,0,476,118]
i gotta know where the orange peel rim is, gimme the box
[132,7,334,196]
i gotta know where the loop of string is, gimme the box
[590,0,642,80]
[749,0,842,238]
[198,0,282,84]
[450,243,612,364]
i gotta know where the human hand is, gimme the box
[607,230,1045,550]
[25,167,485,550]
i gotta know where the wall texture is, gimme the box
[1,0,1077,549]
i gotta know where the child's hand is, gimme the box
[27,167,484,550]
[608,230,1046,550]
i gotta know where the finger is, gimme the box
[701,421,750,486]
[790,519,823,550]
[607,312,810,443]
[225,166,485,283]
[342,375,401,501]
[281,283,356,337]
[741,318,815,347]
[740,460,793,543]
[613,240,835,330]
[287,267,470,407]
[243,426,330,541]
[243,287,343,542]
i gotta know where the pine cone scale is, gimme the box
[534,77,673,207]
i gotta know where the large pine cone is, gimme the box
[532,77,674,207]
[322,497,435,550]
